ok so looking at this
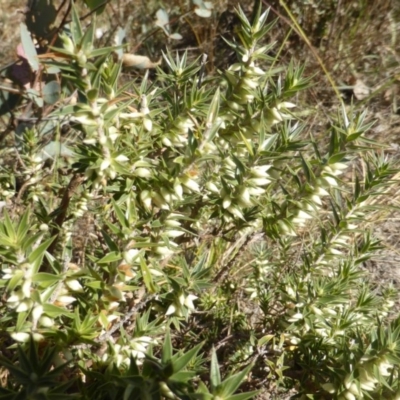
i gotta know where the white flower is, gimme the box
[222,196,232,209]
[83,138,97,145]
[133,168,152,178]
[7,291,23,307]
[242,77,258,89]
[321,383,336,394]
[140,190,152,210]
[115,154,129,163]
[123,249,140,264]
[315,186,330,196]
[358,367,377,391]
[21,279,32,298]
[162,137,173,147]
[251,165,272,178]
[152,192,169,209]
[378,360,392,376]
[174,181,183,199]
[165,230,184,238]
[227,205,244,220]
[181,176,200,192]
[248,187,265,196]
[56,296,76,306]
[166,303,176,316]
[329,162,348,175]
[288,313,303,322]
[39,316,54,328]
[120,112,142,119]
[11,332,30,342]
[95,28,104,39]
[66,279,84,292]
[206,182,219,193]
[165,219,181,228]
[100,159,110,171]
[2,268,14,279]
[342,390,356,400]
[160,188,173,203]
[294,210,312,222]
[176,117,194,133]
[277,101,296,109]
[32,305,43,321]
[311,306,323,316]
[155,246,175,257]
[328,248,342,255]
[311,194,322,205]
[143,118,152,132]
[16,300,30,313]
[248,178,271,186]
[271,107,284,122]
[72,114,98,126]
[320,175,338,187]
[183,294,197,310]
[237,187,252,206]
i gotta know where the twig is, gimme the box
[41,173,86,272]
[96,292,156,344]
[213,232,259,283]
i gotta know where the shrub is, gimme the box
[0,2,399,399]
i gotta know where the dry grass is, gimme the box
[0,0,26,64]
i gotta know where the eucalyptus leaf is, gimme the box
[20,23,39,72]
[43,81,61,105]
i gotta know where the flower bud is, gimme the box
[60,34,75,53]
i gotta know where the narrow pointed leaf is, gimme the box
[170,342,203,375]
[162,329,173,364]
[210,347,221,391]
[220,363,253,397]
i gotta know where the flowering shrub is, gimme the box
[0,3,399,399]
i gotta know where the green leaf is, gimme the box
[84,0,107,14]
[258,334,274,347]
[97,251,122,264]
[70,3,83,44]
[228,390,260,400]
[220,363,254,397]
[170,342,203,377]
[139,255,157,293]
[20,23,39,71]
[239,131,254,157]
[328,152,348,164]
[101,230,119,252]
[6,270,24,292]
[111,199,128,228]
[207,88,220,125]
[16,310,29,332]
[80,20,95,55]
[162,329,172,364]
[210,347,221,391]
[2,209,16,244]
[40,141,75,160]
[28,236,56,266]
[43,81,61,105]
[42,304,73,318]
[27,88,44,108]
[16,211,30,243]
[85,280,103,290]
[90,46,121,58]
[32,273,62,285]
[0,353,30,383]
[260,133,277,151]
[300,153,313,182]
